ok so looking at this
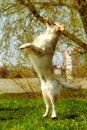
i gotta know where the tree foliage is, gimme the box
[0,0,87,66]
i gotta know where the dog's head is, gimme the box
[45,18,64,34]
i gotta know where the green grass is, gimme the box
[0,92,87,130]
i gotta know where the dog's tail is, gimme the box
[58,80,81,90]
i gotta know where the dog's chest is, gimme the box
[29,54,53,72]
[33,34,55,50]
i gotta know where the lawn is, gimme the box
[0,91,87,130]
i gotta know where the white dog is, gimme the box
[19,18,80,118]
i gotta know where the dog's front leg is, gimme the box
[19,43,32,49]
[19,43,42,56]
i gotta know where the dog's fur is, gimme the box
[19,19,80,118]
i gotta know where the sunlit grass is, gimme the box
[0,92,87,130]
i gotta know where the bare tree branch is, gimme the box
[16,0,45,24]
[62,30,87,51]
[0,4,17,13]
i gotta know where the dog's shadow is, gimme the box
[58,113,79,120]
[0,106,31,121]
[64,113,78,119]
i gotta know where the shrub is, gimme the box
[0,65,8,78]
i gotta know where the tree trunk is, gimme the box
[77,0,87,34]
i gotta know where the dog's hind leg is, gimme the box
[42,94,51,117]
[41,80,51,117]
[50,95,57,119]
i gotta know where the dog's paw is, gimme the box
[19,44,26,49]
[43,113,48,118]
[19,43,31,49]
[51,114,57,119]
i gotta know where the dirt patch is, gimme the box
[0,78,40,94]
[0,89,87,100]
[0,78,87,94]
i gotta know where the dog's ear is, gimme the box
[56,24,65,32]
